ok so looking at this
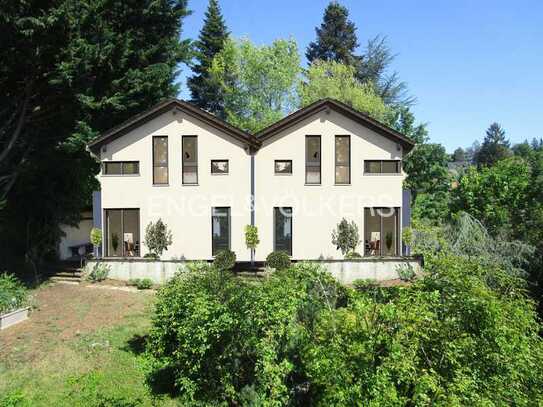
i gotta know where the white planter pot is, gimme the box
[0,307,29,330]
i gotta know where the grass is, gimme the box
[0,284,178,406]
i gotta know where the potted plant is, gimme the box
[0,273,30,330]
[90,227,102,258]
[111,233,119,255]
[245,225,259,266]
[144,219,173,259]
[385,232,393,254]
[331,218,360,257]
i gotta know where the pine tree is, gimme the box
[187,0,229,117]
[306,1,360,66]
[475,123,512,167]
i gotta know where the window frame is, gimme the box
[211,207,231,256]
[273,207,293,256]
[152,136,169,185]
[363,207,400,256]
[182,135,198,185]
[210,159,229,175]
[103,208,141,257]
[102,161,140,176]
[335,135,351,184]
[305,135,321,185]
[364,160,402,175]
[274,160,293,175]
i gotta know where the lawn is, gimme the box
[0,283,177,406]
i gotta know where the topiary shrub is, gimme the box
[331,218,360,256]
[84,262,109,283]
[144,219,173,259]
[0,273,29,314]
[213,249,236,271]
[266,251,291,271]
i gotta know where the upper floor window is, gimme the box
[335,135,350,184]
[152,136,168,184]
[183,136,198,184]
[211,160,229,174]
[305,136,321,184]
[103,161,139,176]
[364,160,402,174]
[274,160,292,175]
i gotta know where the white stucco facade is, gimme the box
[90,99,411,261]
[254,109,405,261]
[98,107,252,260]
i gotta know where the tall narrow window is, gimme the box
[335,135,350,184]
[306,136,321,184]
[212,207,230,255]
[183,136,198,184]
[274,207,292,255]
[153,136,168,184]
[364,208,399,256]
[105,209,140,257]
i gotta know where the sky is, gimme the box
[177,0,543,152]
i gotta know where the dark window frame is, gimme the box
[364,207,400,256]
[182,135,198,184]
[335,135,351,184]
[305,135,321,184]
[273,207,293,256]
[274,160,293,175]
[364,160,402,174]
[211,207,231,256]
[211,159,229,175]
[102,161,140,176]
[152,136,169,185]
[103,208,141,257]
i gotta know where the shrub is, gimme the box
[397,263,416,281]
[266,251,291,270]
[331,218,360,256]
[345,251,362,259]
[144,219,173,258]
[127,278,153,289]
[0,273,28,314]
[84,263,109,283]
[90,227,102,247]
[213,249,236,271]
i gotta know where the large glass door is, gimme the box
[212,207,230,255]
[105,209,140,257]
[274,207,292,255]
[364,208,399,256]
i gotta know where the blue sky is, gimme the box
[177,0,543,152]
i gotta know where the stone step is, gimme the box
[50,275,81,283]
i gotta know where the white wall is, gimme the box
[99,108,252,260]
[59,212,93,260]
[254,109,405,261]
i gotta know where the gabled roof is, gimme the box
[87,99,260,153]
[255,98,415,153]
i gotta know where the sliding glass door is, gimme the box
[105,209,140,257]
[364,208,399,256]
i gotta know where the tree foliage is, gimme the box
[0,0,190,274]
[299,60,390,122]
[187,0,229,117]
[475,122,512,167]
[306,2,360,66]
[210,37,300,133]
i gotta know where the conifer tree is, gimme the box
[475,123,512,167]
[306,1,360,66]
[188,0,229,117]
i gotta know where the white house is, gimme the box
[85,98,414,262]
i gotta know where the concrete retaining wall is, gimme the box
[87,256,422,285]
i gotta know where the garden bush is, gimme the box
[265,250,291,270]
[212,249,236,271]
[127,278,153,290]
[84,263,109,283]
[344,251,362,259]
[0,273,28,314]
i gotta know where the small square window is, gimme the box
[211,160,229,174]
[274,160,292,174]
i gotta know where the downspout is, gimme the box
[250,152,255,265]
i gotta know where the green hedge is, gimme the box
[0,273,28,314]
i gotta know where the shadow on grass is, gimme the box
[124,333,179,397]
